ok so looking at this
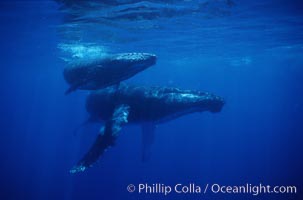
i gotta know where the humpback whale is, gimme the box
[70,84,224,173]
[63,53,156,94]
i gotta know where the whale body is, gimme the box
[63,53,156,94]
[86,84,224,123]
[70,84,224,173]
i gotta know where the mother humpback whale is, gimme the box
[64,53,156,94]
[70,84,224,173]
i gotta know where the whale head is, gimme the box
[114,52,157,72]
[204,94,225,113]
[196,93,225,113]
[175,92,225,114]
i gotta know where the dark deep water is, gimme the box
[0,0,303,200]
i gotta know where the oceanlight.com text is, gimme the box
[210,183,297,196]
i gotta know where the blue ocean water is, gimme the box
[0,0,302,200]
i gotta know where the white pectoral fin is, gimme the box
[108,104,130,137]
[141,122,156,162]
[70,104,130,173]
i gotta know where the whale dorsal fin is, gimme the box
[65,83,80,94]
[141,122,156,162]
[70,104,130,173]
[65,79,88,94]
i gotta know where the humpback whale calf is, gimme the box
[70,84,224,173]
[63,53,156,94]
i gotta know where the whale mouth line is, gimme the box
[155,107,206,124]
[130,62,153,72]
